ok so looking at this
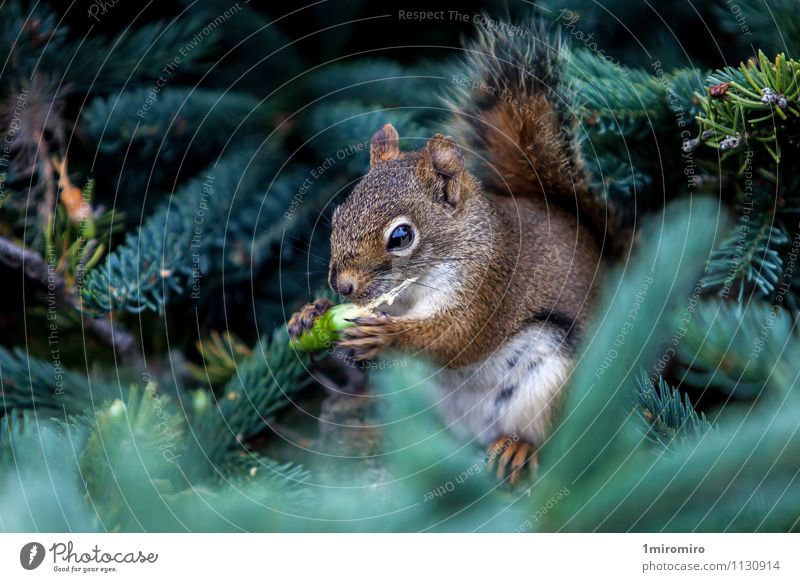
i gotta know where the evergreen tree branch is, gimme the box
[187,328,312,478]
[636,372,714,449]
[0,236,137,358]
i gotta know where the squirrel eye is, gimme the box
[387,224,414,251]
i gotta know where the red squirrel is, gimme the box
[289,21,606,485]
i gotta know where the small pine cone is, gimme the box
[709,82,730,99]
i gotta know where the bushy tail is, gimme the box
[446,19,612,242]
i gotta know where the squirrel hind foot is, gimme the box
[486,436,538,487]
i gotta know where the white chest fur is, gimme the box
[383,262,462,319]
[430,323,571,446]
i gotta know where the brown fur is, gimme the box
[322,126,601,368]
[445,18,624,252]
[286,22,611,483]
[478,94,584,201]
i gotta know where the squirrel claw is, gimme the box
[337,316,394,360]
[486,436,538,487]
[287,298,334,338]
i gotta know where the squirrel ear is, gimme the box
[417,134,465,207]
[370,124,401,167]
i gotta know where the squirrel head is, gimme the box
[329,123,482,306]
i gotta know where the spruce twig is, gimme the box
[0,236,137,359]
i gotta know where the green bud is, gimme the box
[289,303,368,352]
[289,278,417,353]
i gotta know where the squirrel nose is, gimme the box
[331,270,356,297]
[338,280,354,297]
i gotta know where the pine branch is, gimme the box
[69,382,311,532]
[0,346,116,416]
[80,146,313,315]
[534,198,718,500]
[569,49,670,138]
[186,330,252,386]
[2,3,213,93]
[674,298,796,400]
[307,60,445,120]
[214,450,313,508]
[0,412,94,531]
[703,207,788,301]
[84,88,274,162]
[176,0,305,88]
[568,50,704,227]
[0,4,68,78]
[300,101,430,175]
[714,0,800,59]
[188,328,312,476]
[696,51,800,164]
[540,407,800,531]
[0,235,137,357]
[636,372,714,449]
[49,14,215,91]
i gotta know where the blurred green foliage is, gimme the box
[1,1,800,532]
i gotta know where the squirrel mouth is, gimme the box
[353,277,415,314]
[351,283,387,306]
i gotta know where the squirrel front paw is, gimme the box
[486,436,538,487]
[337,315,395,360]
[287,298,334,338]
